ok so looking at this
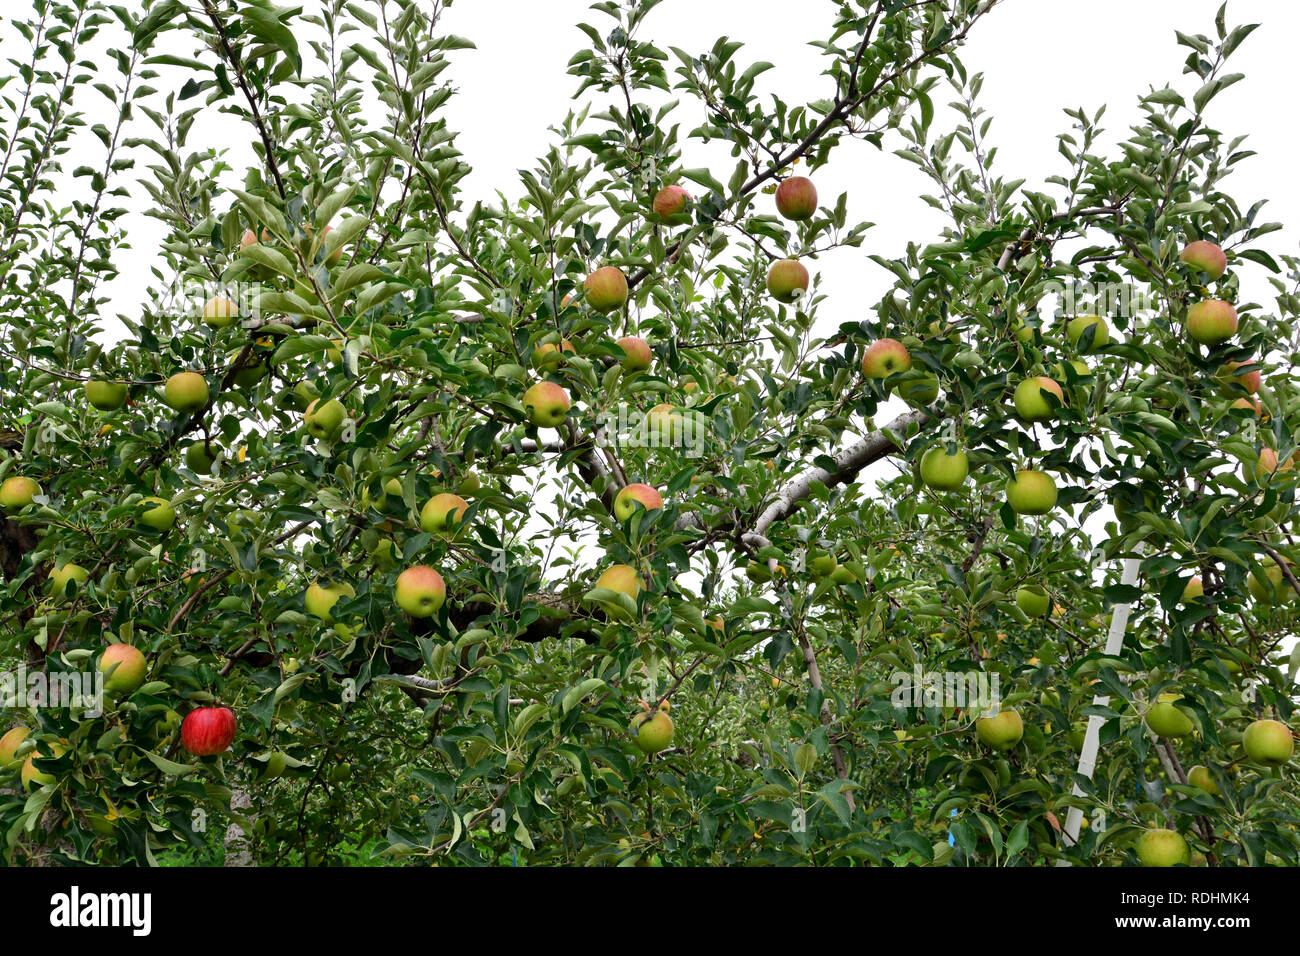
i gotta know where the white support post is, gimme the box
[1056,554,1142,865]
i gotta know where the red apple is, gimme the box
[651,185,691,222]
[181,707,237,756]
[1219,359,1260,394]
[775,176,818,221]
[614,483,663,522]
[860,338,912,379]
[766,259,809,303]
[615,335,652,372]
[1179,240,1226,280]
[1186,300,1237,345]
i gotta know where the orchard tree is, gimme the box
[0,0,1297,866]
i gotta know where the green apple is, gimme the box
[975,707,1024,750]
[1179,240,1226,279]
[1066,315,1110,353]
[644,403,682,445]
[85,380,128,410]
[630,706,674,754]
[1135,828,1189,867]
[48,562,89,598]
[1186,300,1237,345]
[896,373,939,406]
[860,338,912,379]
[1248,559,1292,604]
[99,643,147,694]
[1005,470,1057,515]
[1053,359,1091,381]
[531,339,575,371]
[137,496,176,532]
[613,483,663,522]
[1016,585,1051,617]
[1242,718,1293,767]
[202,295,239,329]
[0,476,41,510]
[304,398,345,440]
[616,335,652,372]
[522,381,570,427]
[584,266,628,313]
[1014,376,1064,422]
[0,727,29,771]
[775,176,818,221]
[919,446,968,491]
[185,442,217,475]
[1145,698,1194,738]
[766,259,809,303]
[163,372,209,413]
[420,493,469,534]
[1187,765,1219,796]
[394,565,446,617]
[305,580,355,622]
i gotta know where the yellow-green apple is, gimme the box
[651,185,691,223]
[630,705,674,754]
[1248,559,1292,604]
[85,380,127,410]
[163,372,209,413]
[1066,315,1110,352]
[1014,376,1064,422]
[420,493,469,534]
[531,339,575,371]
[1242,718,1293,767]
[1182,576,1204,604]
[616,335,652,372]
[48,562,89,598]
[919,446,969,491]
[1053,359,1091,381]
[766,259,809,303]
[896,373,939,405]
[185,442,217,475]
[808,551,837,577]
[1187,765,1219,796]
[180,707,237,756]
[98,643,146,694]
[644,403,681,445]
[1219,359,1261,394]
[775,176,818,220]
[305,580,355,622]
[1016,585,1051,617]
[304,398,345,440]
[0,476,40,510]
[614,483,663,522]
[394,565,446,617]
[975,707,1024,750]
[1005,470,1057,515]
[1013,313,1036,342]
[20,741,66,791]
[596,564,641,619]
[1179,240,1226,279]
[860,338,912,379]
[523,381,570,427]
[202,295,239,329]
[1186,300,1237,345]
[0,727,29,771]
[1145,697,1194,738]
[584,266,628,313]
[137,496,176,532]
[1136,828,1189,867]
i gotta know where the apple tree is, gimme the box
[0,0,1297,866]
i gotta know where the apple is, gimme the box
[1186,300,1237,345]
[181,707,237,756]
[1136,828,1189,867]
[1066,315,1110,353]
[263,752,287,779]
[137,496,176,532]
[185,442,217,475]
[775,176,818,220]
[1145,699,1194,738]
[1053,359,1091,381]
[630,708,674,754]
[304,398,345,440]
[310,223,343,267]
[860,338,912,379]
[1187,765,1219,796]
[523,381,571,427]
[1016,585,1051,618]
[614,483,663,522]
[1013,376,1064,422]
[394,565,446,617]
[202,295,239,329]
[1005,470,1057,515]
[163,372,209,413]
[0,727,29,771]
[616,335,652,372]
[48,562,89,598]
[596,564,641,606]
[531,339,575,371]
[1179,240,1226,279]
[1219,359,1261,394]
[644,403,682,445]
[1013,313,1036,343]
[1248,559,1292,604]
[240,228,259,248]
[20,741,66,792]
[456,472,481,495]
[1181,576,1204,604]
[85,380,127,410]
[0,476,40,510]
[98,643,146,695]
[1231,396,1264,418]
[651,185,691,222]
[975,707,1024,750]
[808,552,837,578]
[304,580,355,621]
[420,493,469,534]
[1242,718,1293,767]
[896,373,939,406]
[584,266,628,313]
[919,446,969,491]
[288,380,319,410]
[766,259,809,303]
